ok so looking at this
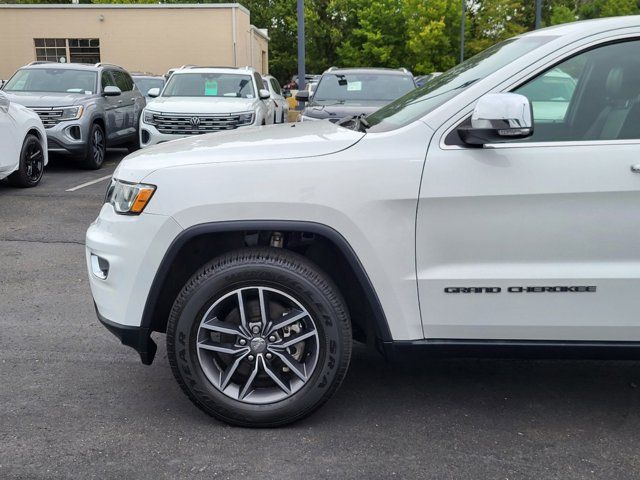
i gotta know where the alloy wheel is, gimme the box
[196,286,320,404]
[24,140,44,184]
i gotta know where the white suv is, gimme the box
[0,90,47,187]
[87,17,640,427]
[139,66,273,148]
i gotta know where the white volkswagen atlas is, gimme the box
[88,16,640,427]
[0,90,47,187]
[139,66,273,148]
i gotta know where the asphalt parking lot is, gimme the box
[1,151,640,480]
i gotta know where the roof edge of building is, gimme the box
[0,3,250,15]
[250,25,270,41]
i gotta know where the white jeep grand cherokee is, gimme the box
[87,17,640,427]
[139,66,273,148]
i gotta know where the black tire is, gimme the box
[82,123,106,170]
[8,134,45,188]
[166,247,352,427]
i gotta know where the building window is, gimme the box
[33,38,101,64]
[34,38,66,63]
[68,38,100,64]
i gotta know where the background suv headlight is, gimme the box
[105,179,156,215]
[60,106,84,121]
[143,110,159,125]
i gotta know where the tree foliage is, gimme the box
[2,0,639,81]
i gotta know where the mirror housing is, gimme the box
[103,86,122,97]
[295,90,309,102]
[147,87,160,98]
[0,91,10,111]
[259,88,271,100]
[283,89,292,99]
[458,93,533,146]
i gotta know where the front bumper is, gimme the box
[86,204,183,363]
[44,120,88,156]
[95,304,156,365]
[139,124,185,148]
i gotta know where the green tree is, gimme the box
[404,0,460,73]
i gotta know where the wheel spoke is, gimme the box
[258,288,269,329]
[236,290,249,330]
[271,329,317,349]
[261,356,291,394]
[268,348,308,382]
[219,352,248,390]
[267,310,308,334]
[239,358,260,400]
[201,317,247,337]
[198,339,249,356]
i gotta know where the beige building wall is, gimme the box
[0,4,269,79]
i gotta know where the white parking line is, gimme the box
[66,174,112,192]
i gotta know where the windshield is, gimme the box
[162,73,255,98]
[313,73,415,103]
[366,36,556,132]
[4,68,98,94]
[134,77,165,96]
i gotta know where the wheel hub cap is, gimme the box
[250,337,267,353]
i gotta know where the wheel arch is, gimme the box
[141,221,392,351]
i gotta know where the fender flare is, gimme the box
[140,220,392,347]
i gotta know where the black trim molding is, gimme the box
[95,304,157,365]
[384,339,640,360]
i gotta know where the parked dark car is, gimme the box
[132,73,165,104]
[414,72,442,87]
[296,67,416,122]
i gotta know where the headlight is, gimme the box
[105,179,156,215]
[237,111,255,126]
[143,110,159,125]
[60,105,84,121]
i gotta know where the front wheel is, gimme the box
[166,248,352,427]
[8,134,45,188]
[82,123,106,170]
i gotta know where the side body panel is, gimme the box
[417,29,640,341]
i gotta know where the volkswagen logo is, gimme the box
[190,116,201,128]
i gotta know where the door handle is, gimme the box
[631,164,640,173]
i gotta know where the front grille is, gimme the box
[152,113,250,135]
[31,108,64,129]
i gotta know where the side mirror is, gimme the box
[458,93,533,146]
[283,90,292,99]
[295,90,309,102]
[103,86,122,97]
[259,89,271,100]
[0,91,10,111]
[147,87,160,98]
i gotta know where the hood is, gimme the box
[145,96,258,115]
[4,91,91,108]
[303,101,387,121]
[116,119,364,183]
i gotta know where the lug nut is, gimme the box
[268,335,276,342]
[248,354,255,362]
[266,353,273,360]
[239,339,247,346]
[252,326,261,334]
